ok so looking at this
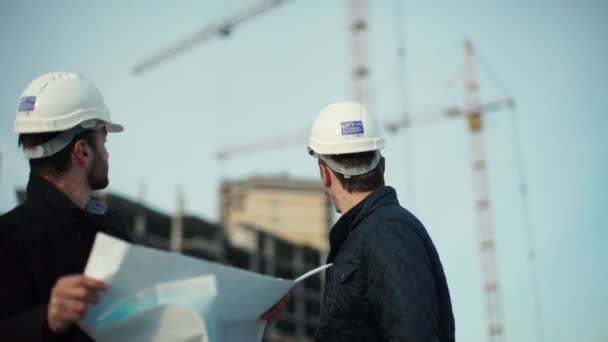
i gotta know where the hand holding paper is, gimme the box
[48,275,107,334]
[80,233,331,342]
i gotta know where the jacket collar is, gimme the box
[25,173,107,223]
[327,186,399,262]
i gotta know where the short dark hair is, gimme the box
[320,151,384,193]
[18,130,97,177]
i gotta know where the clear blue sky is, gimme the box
[1,1,606,341]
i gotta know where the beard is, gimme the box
[87,152,109,190]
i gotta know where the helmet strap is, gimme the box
[22,120,99,159]
[316,151,381,178]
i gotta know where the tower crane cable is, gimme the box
[374,42,461,92]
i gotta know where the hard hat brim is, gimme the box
[105,121,124,133]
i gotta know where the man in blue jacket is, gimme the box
[308,101,455,341]
[0,72,131,341]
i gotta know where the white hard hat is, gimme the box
[14,72,123,159]
[308,101,384,177]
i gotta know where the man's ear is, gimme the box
[319,163,332,188]
[72,139,91,167]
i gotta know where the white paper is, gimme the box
[90,305,209,342]
[80,233,331,342]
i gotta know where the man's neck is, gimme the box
[335,190,373,214]
[41,172,91,209]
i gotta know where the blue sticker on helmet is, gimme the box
[341,120,364,135]
[18,96,36,112]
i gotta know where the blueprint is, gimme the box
[79,233,331,342]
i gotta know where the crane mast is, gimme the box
[465,39,505,342]
[350,0,370,107]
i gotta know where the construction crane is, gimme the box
[215,97,512,160]
[132,0,371,108]
[387,41,512,342]
[463,39,506,342]
[132,0,294,75]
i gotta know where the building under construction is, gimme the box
[220,176,332,252]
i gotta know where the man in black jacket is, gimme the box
[308,101,455,341]
[0,72,131,341]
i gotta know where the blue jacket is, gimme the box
[316,186,455,341]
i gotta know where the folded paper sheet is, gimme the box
[80,233,331,342]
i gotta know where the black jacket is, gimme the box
[316,186,455,342]
[0,174,132,341]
